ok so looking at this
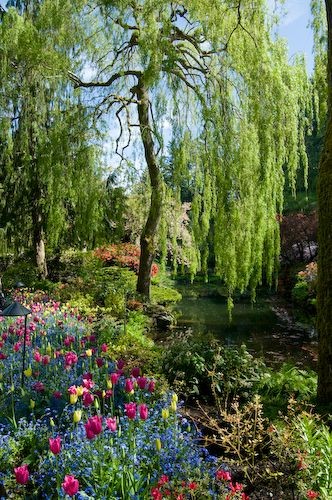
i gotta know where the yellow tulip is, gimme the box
[24,367,32,378]
[85,349,93,357]
[162,408,169,419]
[107,380,112,390]
[70,394,78,404]
[170,401,177,412]
[172,393,178,403]
[76,386,84,397]
[73,410,82,423]
[30,399,35,409]
[155,438,162,451]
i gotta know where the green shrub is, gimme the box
[162,332,267,403]
[256,363,317,418]
[97,311,163,376]
[271,406,332,499]
[292,281,310,303]
[2,260,40,288]
[150,284,182,305]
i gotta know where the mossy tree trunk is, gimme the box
[317,0,332,404]
[135,80,164,299]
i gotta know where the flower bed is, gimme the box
[0,292,245,499]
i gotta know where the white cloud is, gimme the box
[267,0,308,27]
[282,0,307,26]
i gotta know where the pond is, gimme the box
[173,287,317,368]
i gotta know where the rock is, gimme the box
[144,304,176,331]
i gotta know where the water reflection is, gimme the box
[173,295,317,368]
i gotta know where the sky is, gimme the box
[269,0,314,73]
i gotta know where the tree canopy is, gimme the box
[0,1,105,276]
[66,0,311,298]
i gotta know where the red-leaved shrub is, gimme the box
[94,244,159,277]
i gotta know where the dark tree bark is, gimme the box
[317,0,332,403]
[135,80,164,298]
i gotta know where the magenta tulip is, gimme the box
[62,475,79,496]
[139,403,148,420]
[14,464,29,485]
[49,436,61,455]
[124,402,136,420]
[106,417,117,432]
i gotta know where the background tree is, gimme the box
[69,0,310,299]
[317,0,332,404]
[0,1,105,276]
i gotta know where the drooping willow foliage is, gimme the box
[0,1,105,270]
[63,0,312,298]
[311,0,328,136]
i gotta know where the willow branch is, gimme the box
[68,70,142,89]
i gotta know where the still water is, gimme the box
[173,293,317,367]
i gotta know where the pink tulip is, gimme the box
[106,417,117,432]
[62,475,79,496]
[124,402,136,420]
[82,378,94,389]
[14,464,29,485]
[49,436,61,455]
[65,351,78,368]
[34,351,42,362]
[131,367,140,378]
[148,380,156,392]
[84,415,103,439]
[139,404,148,420]
[117,359,125,369]
[110,372,120,385]
[137,376,147,390]
[124,378,134,393]
[83,392,94,407]
[42,355,50,365]
[14,341,22,352]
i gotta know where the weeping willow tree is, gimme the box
[69,0,310,299]
[0,1,104,277]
